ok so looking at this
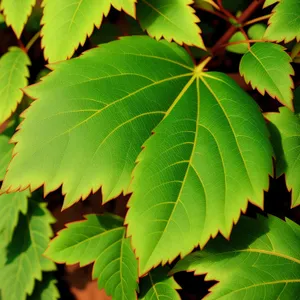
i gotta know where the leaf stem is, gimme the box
[211,0,265,54]
[220,39,265,49]
[25,31,41,51]
[243,14,272,26]
[197,6,229,22]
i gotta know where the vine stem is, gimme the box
[220,39,265,48]
[243,14,272,26]
[211,0,265,54]
[25,31,41,51]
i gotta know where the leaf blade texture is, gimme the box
[1,36,194,209]
[264,0,300,43]
[0,135,13,180]
[172,215,300,299]
[28,273,60,300]
[240,42,294,110]
[126,71,273,274]
[265,87,300,207]
[139,266,181,300]
[0,47,30,124]
[45,214,138,300]
[0,201,56,300]
[137,0,205,49]
[41,0,136,63]
[0,0,36,37]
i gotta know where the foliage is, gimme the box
[0,0,299,299]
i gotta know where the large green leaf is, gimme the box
[41,0,136,63]
[1,36,195,209]
[240,42,294,110]
[0,0,36,37]
[265,87,300,207]
[172,215,300,299]
[28,274,60,300]
[0,201,56,300]
[1,38,272,276]
[0,135,13,180]
[137,0,205,49]
[0,47,30,124]
[264,0,300,43]
[139,267,181,300]
[45,214,138,300]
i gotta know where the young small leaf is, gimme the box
[0,0,36,37]
[263,0,279,8]
[172,215,300,299]
[0,135,13,180]
[137,0,205,49]
[247,23,267,40]
[45,214,138,300]
[139,267,181,300]
[126,71,273,274]
[1,37,194,209]
[0,201,56,300]
[0,47,30,124]
[28,274,60,300]
[264,0,300,43]
[240,42,294,110]
[41,0,136,63]
[265,87,300,207]
[226,32,248,54]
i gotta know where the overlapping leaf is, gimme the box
[41,0,136,63]
[0,47,30,124]
[139,267,181,300]
[264,0,279,8]
[172,215,300,299]
[1,36,195,209]
[0,201,56,300]
[28,274,60,300]
[45,214,138,300]
[265,87,300,207]
[0,0,36,37]
[1,37,272,276]
[0,135,13,180]
[240,42,294,110]
[265,0,300,43]
[226,32,248,54]
[137,0,205,49]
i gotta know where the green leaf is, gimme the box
[0,135,13,180]
[264,0,279,8]
[226,32,248,54]
[45,214,138,300]
[264,0,300,43]
[240,42,294,110]
[41,0,136,63]
[0,201,56,300]
[0,47,30,124]
[0,190,29,244]
[28,274,60,300]
[139,267,181,300]
[1,36,195,209]
[172,215,300,300]
[0,0,36,37]
[137,0,205,49]
[265,87,300,207]
[126,70,272,273]
[247,23,267,40]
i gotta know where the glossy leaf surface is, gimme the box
[0,201,56,300]
[172,215,300,299]
[45,214,138,300]
[41,0,136,62]
[1,0,36,37]
[139,267,181,300]
[0,47,30,124]
[137,0,205,49]
[240,42,294,109]
[265,0,300,43]
[265,87,300,207]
